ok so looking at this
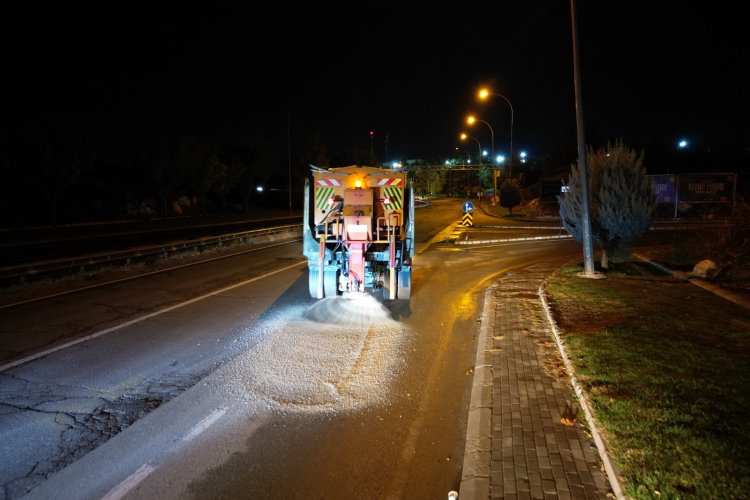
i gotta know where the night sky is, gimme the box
[3,4,748,168]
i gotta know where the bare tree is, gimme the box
[141,140,181,219]
[238,135,276,213]
[22,119,94,227]
[179,138,220,215]
[213,156,244,212]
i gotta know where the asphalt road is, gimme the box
[0,199,582,499]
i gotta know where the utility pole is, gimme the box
[287,107,292,216]
[571,0,596,275]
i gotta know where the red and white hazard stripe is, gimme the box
[376,178,402,186]
[315,178,342,187]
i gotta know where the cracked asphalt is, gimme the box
[0,371,206,500]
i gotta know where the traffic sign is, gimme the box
[462,201,474,214]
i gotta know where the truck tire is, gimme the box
[308,267,320,298]
[382,269,394,300]
[397,269,411,300]
[324,270,339,297]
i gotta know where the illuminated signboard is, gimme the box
[649,175,676,204]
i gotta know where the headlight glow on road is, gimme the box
[303,294,396,327]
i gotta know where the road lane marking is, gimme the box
[100,463,156,500]
[0,260,307,372]
[183,407,227,441]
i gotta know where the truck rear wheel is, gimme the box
[397,269,411,300]
[308,267,320,298]
[324,270,339,297]
[382,269,393,300]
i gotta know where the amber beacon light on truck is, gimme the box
[302,164,415,301]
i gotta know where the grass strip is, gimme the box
[544,261,750,499]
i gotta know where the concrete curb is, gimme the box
[633,253,750,310]
[538,282,626,499]
[459,285,496,499]
[456,234,571,245]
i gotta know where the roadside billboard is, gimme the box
[678,173,736,203]
[540,178,564,203]
[650,175,677,204]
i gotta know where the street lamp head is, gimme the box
[478,88,489,100]
[460,133,468,141]
[466,115,476,125]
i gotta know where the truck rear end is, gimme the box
[302,165,414,301]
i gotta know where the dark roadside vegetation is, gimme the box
[0,210,300,307]
[543,221,750,498]
[0,210,299,265]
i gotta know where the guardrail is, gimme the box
[0,224,303,287]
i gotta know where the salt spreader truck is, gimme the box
[303,165,415,300]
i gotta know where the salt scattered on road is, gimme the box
[222,296,410,413]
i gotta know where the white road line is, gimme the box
[100,464,156,500]
[0,260,307,373]
[183,407,227,441]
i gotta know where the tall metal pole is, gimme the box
[287,107,292,216]
[571,0,595,275]
[494,94,514,179]
[469,137,482,168]
[479,120,494,204]
[479,91,514,180]
[477,119,494,168]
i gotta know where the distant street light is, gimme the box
[466,116,494,162]
[478,88,514,179]
[460,133,482,167]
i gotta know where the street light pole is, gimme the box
[467,115,495,203]
[478,89,514,179]
[467,116,494,164]
[460,133,482,168]
[287,106,292,216]
[570,0,596,276]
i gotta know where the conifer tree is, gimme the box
[558,139,656,268]
[499,178,522,215]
